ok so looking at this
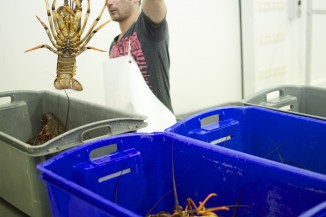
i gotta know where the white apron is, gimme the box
[103,41,176,132]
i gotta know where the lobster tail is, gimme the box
[54,77,83,91]
[55,55,83,91]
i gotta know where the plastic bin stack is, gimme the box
[8,85,326,217]
[0,90,147,217]
[37,133,326,217]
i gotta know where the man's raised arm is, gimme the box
[142,0,167,24]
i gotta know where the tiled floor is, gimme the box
[0,198,28,217]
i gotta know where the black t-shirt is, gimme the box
[109,12,173,113]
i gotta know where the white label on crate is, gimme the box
[210,136,232,145]
[98,168,132,183]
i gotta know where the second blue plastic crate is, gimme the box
[165,106,326,175]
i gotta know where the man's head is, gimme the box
[106,0,141,22]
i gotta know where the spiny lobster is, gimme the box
[25,0,111,91]
[26,112,65,145]
[146,140,231,217]
[147,193,230,217]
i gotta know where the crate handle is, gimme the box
[265,89,284,101]
[0,93,13,106]
[200,114,220,128]
[187,109,239,144]
[244,86,299,103]
[243,86,298,111]
[76,118,146,143]
[80,124,113,143]
[77,118,146,143]
[89,143,118,161]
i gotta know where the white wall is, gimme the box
[309,0,326,86]
[242,0,306,97]
[167,0,242,114]
[242,0,326,97]
[0,0,242,116]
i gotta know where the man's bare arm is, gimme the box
[142,0,167,24]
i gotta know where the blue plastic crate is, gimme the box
[37,133,326,217]
[165,106,326,175]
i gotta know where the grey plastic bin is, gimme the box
[243,85,326,120]
[0,90,147,217]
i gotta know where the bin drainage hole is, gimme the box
[98,168,131,183]
[210,136,232,145]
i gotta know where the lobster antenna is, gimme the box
[62,89,70,132]
[171,139,181,211]
[46,70,70,132]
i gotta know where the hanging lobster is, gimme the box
[25,0,111,91]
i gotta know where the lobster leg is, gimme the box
[78,0,90,36]
[187,194,229,216]
[73,0,83,32]
[51,0,65,40]
[25,44,58,54]
[45,0,60,43]
[80,1,107,44]
[35,15,58,47]
[77,20,111,55]
[79,46,106,53]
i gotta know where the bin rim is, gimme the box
[298,200,326,217]
[0,117,147,157]
[0,89,147,119]
[165,105,326,134]
[242,84,326,121]
[38,132,326,188]
[0,89,148,156]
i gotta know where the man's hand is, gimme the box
[142,0,167,24]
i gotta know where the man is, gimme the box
[106,0,173,114]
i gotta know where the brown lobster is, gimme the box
[25,0,111,91]
[26,112,65,145]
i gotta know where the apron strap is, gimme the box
[128,40,132,64]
